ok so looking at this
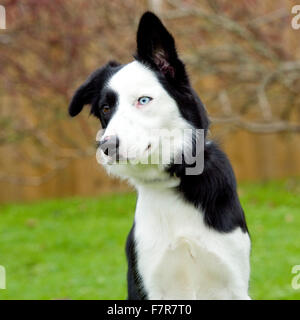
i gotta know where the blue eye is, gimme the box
[138,96,152,105]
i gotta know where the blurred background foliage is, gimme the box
[0,0,299,300]
[0,0,299,202]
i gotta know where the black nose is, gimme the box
[99,135,120,157]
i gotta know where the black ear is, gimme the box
[68,76,96,117]
[136,12,186,82]
[68,61,120,117]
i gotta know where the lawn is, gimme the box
[0,180,299,300]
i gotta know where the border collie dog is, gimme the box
[69,12,251,300]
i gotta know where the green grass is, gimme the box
[0,180,299,300]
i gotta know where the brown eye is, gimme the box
[102,105,110,114]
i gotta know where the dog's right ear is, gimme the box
[68,61,120,117]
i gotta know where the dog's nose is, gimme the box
[99,135,120,157]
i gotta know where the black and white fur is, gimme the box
[69,12,251,300]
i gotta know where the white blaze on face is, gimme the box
[102,61,190,168]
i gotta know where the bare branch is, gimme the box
[210,116,300,134]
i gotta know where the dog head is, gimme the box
[69,12,209,184]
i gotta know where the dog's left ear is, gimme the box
[136,12,187,83]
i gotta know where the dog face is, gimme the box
[69,12,209,183]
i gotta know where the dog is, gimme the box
[68,12,251,300]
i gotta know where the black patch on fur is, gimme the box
[93,89,118,128]
[167,141,248,233]
[126,224,147,300]
[68,60,122,128]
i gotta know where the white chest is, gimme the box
[134,186,251,300]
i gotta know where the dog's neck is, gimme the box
[129,140,213,191]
